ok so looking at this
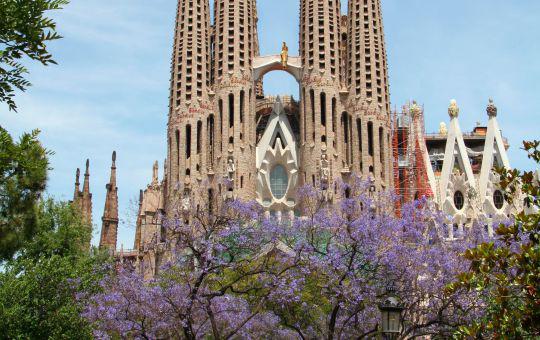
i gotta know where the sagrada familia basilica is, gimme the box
[71,0,518,276]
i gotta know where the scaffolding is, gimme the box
[392,102,433,215]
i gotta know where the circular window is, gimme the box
[453,191,465,210]
[270,165,288,199]
[493,190,504,210]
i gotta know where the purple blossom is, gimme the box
[84,181,486,339]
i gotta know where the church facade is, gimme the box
[71,0,518,277]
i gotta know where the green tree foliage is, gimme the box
[0,0,69,111]
[449,140,540,338]
[0,126,49,261]
[0,199,109,339]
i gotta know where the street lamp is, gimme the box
[379,284,404,339]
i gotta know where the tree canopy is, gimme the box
[0,126,50,261]
[0,0,69,111]
[449,140,540,338]
[0,199,108,339]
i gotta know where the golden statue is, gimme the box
[280,42,288,68]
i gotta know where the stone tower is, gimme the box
[299,0,344,192]
[345,0,392,189]
[73,159,92,226]
[212,0,259,201]
[99,151,119,251]
[166,0,213,214]
[162,0,394,215]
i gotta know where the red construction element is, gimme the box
[392,102,433,216]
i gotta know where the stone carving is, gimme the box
[448,99,460,118]
[320,152,330,187]
[439,122,448,135]
[410,101,421,117]
[181,190,191,212]
[486,98,498,117]
[226,157,236,181]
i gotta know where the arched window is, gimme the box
[310,89,315,141]
[240,90,245,123]
[228,93,234,128]
[454,191,465,210]
[320,92,326,126]
[303,88,307,142]
[270,165,288,199]
[357,118,362,169]
[332,97,337,134]
[379,126,385,179]
[208,114,215,165]
[175,130,180,177]
[240,90,245,141]
[185,124,191,160]
[494,190,504,210]
[367,121,374,156]
[196,121,202,154]
[219,99,223,152]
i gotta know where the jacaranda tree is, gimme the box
[85,179,485,339]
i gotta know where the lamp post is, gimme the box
[379,284,404,339]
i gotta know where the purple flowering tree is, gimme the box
[84,180,484,339]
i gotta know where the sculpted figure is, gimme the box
[280,42,288,68]
[182,190,190,212]
[320,153,330,183]
[227,158,235,180]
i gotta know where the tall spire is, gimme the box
[167,0,213,204]
[299,0,344,190]
[110,151,117,187]
[73,168,81,201]
[83,159,90,194]
[100,151,119,251]
[134,189,143,251]
[74,159,93,226]
[347,0,390,113]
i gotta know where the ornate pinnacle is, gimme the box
[486,98,498,117]
[410,100,421,117]
[448,99,460,118]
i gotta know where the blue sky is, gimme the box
[2,0,539,248]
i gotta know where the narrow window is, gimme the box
[196,121,202,154]
[208,114,215,164]
[240,90,245,123]
[368,121,374,156]
[185,124,192,160]
[320,92,326,126]
[240,90,245,141]
[303,88,307,142]
[175,129,180,173]
[219,99,223,152]
[357,119,362,170]
[331,97,337,133]
[229,93,234,128]
[342,112,350,165]
[379,126,385,179]
[310,89,315,124]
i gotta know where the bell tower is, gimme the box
[212,0,260,201]
[166,0,213,213]
[299,0,344,191]
[345,0,392,189]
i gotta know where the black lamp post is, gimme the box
[379,284,404,339]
